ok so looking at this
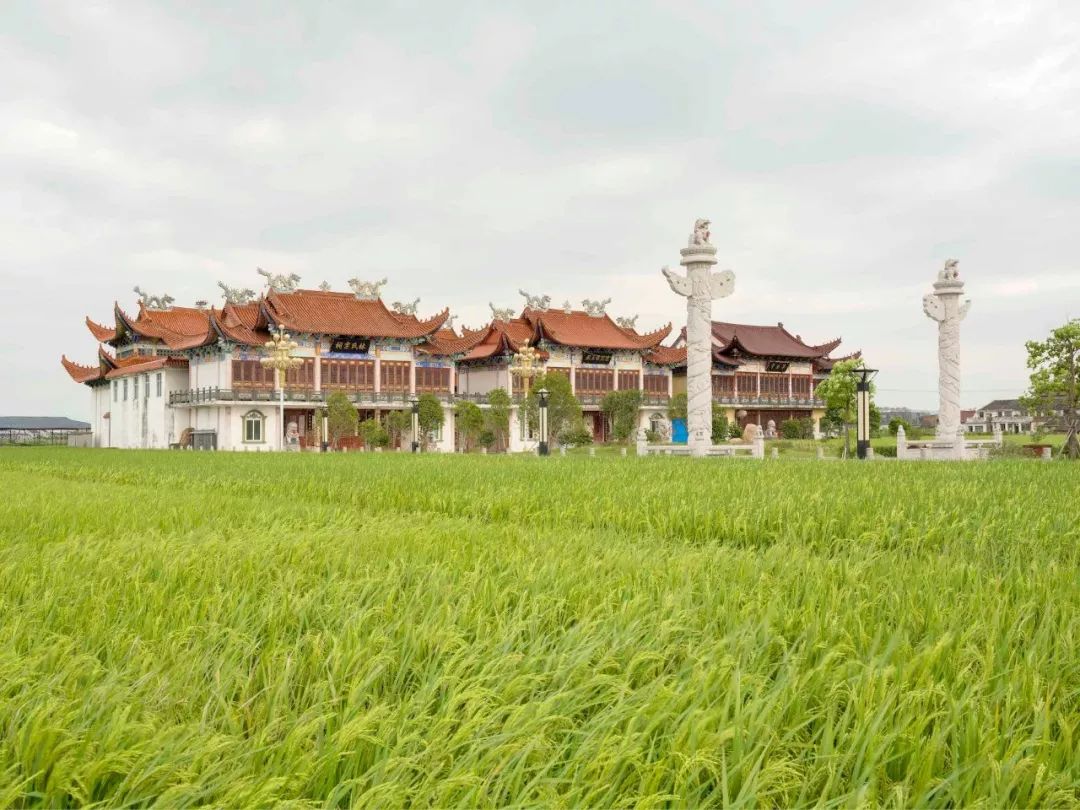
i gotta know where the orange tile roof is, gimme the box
[461,319,535,361]
[86,317,116,342]
[263,289,448,338]
[115,303,215,350]
[702,322,843,359]
[644,345,686,366]
[212,303,269,346]
[526,308,670,350]
[417,326,489,357]
[104,356,188,380]
[61,355,107,384]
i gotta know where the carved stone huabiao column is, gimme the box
[663,219,736,456]
[922,259,971,441]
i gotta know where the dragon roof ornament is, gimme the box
[519,289,551,311]
[217,282,256,304]
[133,286,175,310]
[489,303,514,322]
[581,297,612,317]
[348,277,388,300]
[391,297,420,316]
[257,268,301,292]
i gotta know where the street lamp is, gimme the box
[509,341,540,397]
[855,367,879,460]
[260,325,303,451]
[410,396,420,453]
[320,408,329,453]
[537,388,550,456]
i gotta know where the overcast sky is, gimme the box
[3,0,1079,417]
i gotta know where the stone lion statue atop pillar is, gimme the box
[688,218,711,247]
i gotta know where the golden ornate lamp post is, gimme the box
[261,325,303,451]
[509,341,541,397]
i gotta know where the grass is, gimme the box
[1,448,1078,807]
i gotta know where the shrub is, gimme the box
[711,406,728,444]
[326,392,357,445]
[358,418,389,448]
[781,418,814,439]
[601,389,644,443]
[559,421,593,447]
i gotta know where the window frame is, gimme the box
[242,410,266,444]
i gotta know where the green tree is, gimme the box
[417,393,445,450]
[888,417,911,436]
[815,359,875,458]
[485,388,512,452]
[1021,319,1080,459]
[667,392,687,421]
[711,404,729,444]
[454,400,484,452]
[522,372,582,447]
[386,410,411,449]
[601,389,643,443]
[325,391,357,446]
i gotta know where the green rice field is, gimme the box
[1,448,1078,807]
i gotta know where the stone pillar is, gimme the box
[751,427,765,459]
[636,427,647,456]
[896,424,907,460]
[662,219,735,456]
[313,338,322,393]
[922,259,971,441]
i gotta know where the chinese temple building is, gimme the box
[670,320,857,435]
[62,276,856,450]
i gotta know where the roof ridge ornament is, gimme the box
[133,286,175,310]
[616,314,638,330]
[519,289,551,311]
[391,298,420,316]
[318,281,331,292]
[490,303,514,322]
[217,282,256,304]
[348,277,388,300]
[256,268,301,292]
[581,297,612,317]
[563,300,573,315]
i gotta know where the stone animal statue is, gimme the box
[391,298,420,316]
[689,218,711,246]
[256,268,301,292]
[616,314,638,330]
[348,277,388,300]
[939,258,959,281]
[133,286,175,310]
[562,300,574,314]
[519,290,551,310]
[318,281,332,291]
[489,303,515,322]
[581,298,612,317]
[217,282,256,304]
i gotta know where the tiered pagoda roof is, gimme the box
[262,289,449,339]
[459,307,672,362]
[673,321,856,370]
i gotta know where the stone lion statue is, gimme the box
[938,258,959,281]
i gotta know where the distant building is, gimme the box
[0,417,91,446]
[878,407,933,429]
[963,399,1067,434]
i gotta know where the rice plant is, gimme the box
[0,448,1078,807]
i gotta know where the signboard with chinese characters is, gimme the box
[581,350,613,365]
[328,336,371,356]
[766,361,790,373]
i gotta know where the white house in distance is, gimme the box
[63,273,857,451]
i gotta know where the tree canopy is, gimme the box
[1021,319,1080,459]
[815,358,876,458]
[325,392,357,445]
[522,372,582,445]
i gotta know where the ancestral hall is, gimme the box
[62,273,855,450]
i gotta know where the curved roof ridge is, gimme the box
[86,316,116,342]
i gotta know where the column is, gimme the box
[409,361,416,395]
[374,347,381,394]
[313,337,322,394]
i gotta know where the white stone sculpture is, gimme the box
[581,298,612,317]
[319,281,332,292]
[519,290,551,310]
[764,419,777,439]
[663,218,736,456]
[616,315,639,330]
[285,421,300,451]
[257,268,301,292]
[922,259,971,440]
[562,300,574,314]
[489,303,514,322]
[133,287,175,310]
[348,277,387,300]
[391,298,420,316]
[217,282,256,304]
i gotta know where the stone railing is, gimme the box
[711,395,825,408]
[168,388,454,406]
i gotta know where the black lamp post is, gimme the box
[410,396,420,453]
[537,388,550,456]
[855,367,878,460]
